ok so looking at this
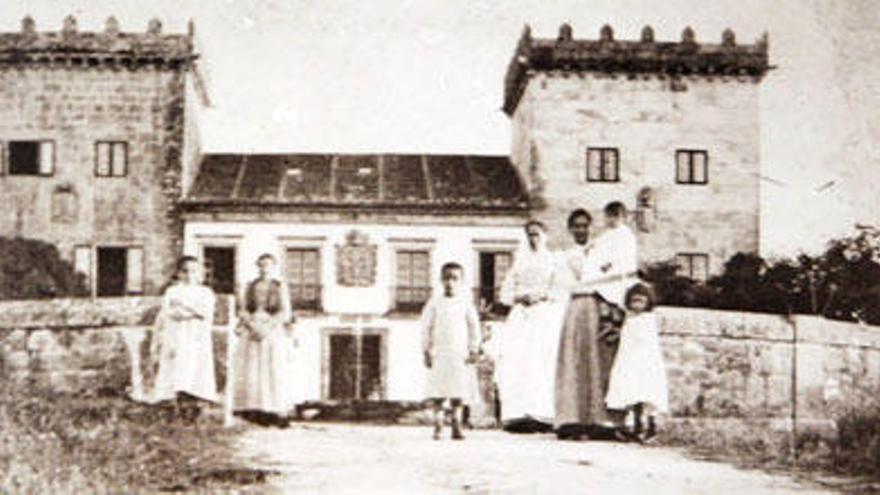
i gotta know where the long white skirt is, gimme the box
[496,300,567,423]
[233,324,298,415]
[152,319,218,403]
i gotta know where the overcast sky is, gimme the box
[3,0,879,256]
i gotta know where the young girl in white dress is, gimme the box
[605,283,668,441]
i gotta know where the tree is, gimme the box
[0,237,88,300]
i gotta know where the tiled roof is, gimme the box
[504,24,771,115]
[183,153,529,213]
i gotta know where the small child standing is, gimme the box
[605,283,668,442]
[421,262,481,440]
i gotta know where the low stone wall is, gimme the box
[658,307,880,421]
[0,298,878,425]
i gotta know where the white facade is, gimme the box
[184,220,523,402]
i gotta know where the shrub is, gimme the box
[0,237,88,300]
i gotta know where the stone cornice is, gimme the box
[503,24,772,115]
[0,16,195,70]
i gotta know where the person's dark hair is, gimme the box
[604,201,627,216]
[625,282,655,311]
[257,253,276,264]
[441,262,464,277]
[524,218,546,231]
[567,208,592,228]
[177,255,199,272]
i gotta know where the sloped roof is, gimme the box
[183,153,529,213]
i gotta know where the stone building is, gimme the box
[504,24,771,279]
[182,153,528,403]
[0,16,201,297]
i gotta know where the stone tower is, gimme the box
[504,24,771,278]
[0,16,197,296]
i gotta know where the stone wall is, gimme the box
[511,72,762,275]
[1,298,878,424]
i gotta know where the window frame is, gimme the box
[675,149,709,185]
[6,139,55,176]
[201,244,238,296]
[94,141,129,178]
[474,248,515,316]
[284,246,323,311]
[392,248,432,312]
[93,244,145,297]
[676,252,710,282]
[586,147,620,183]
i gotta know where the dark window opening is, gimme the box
[9,140,54,176]
[204,246,236,295]
[477,251,513,316]
[327,332,385,401]
[97,247,127,297]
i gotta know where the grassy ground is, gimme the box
[0,383,275,493]
[657,414,880,494]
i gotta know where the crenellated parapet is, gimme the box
[0,15,195,70]
[503,24,771,115]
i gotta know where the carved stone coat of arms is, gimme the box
[335,230,377,287]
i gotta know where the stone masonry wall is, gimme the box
[511,72,762,274]
[1,298,878,424]
[0,56,189,295]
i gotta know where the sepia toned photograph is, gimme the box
[0,1,878,493]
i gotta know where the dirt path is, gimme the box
[233,423,833,494]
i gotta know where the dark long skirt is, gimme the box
[554,293,623,437]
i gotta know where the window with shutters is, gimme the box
[7,140,54,176]
[477,250,513,315]
[676,253,710,282]
[95,141,128,177]
[285,248,321,310]
[586,147,619,182]
[676,149,709,185]
[394,250,431,312]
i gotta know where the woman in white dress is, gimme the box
[152,256,218,420]
[496,220,567,431]
[232,253,296,427]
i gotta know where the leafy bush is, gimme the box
[0,237,88,300]
[642,226,880,325]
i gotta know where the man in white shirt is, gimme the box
[585,201,639,307]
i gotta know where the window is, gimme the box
[586,147,619,182]
[8,140,54,176]
[394,250,431,311]
[96,246,144,297]
[477,251,513,314]
[285,248,321,310]
[676,253,709,282]
[676,150,708,185]
[324,329,386,401]
[95,141,128,177]
[203,246,237,295]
